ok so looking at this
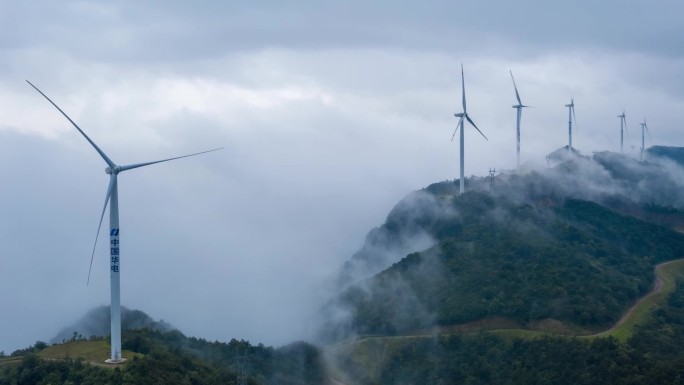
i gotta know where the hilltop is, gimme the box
[318,148,684,384]
[323,195,684,340]
[51,306,174,344]
[0,310,324,385]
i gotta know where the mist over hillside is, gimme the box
[50,306,174,344]
[321,148,684,341]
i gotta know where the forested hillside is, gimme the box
[322,194,684,340]
[319,149,684,384]
[0,328,324,385]
[327,271,684,385]
[323,150,684,341]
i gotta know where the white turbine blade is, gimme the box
[87,174,116,285]
[26,80,116,169]
[451,115,465,141]
[466,115,488,141]
[118,147,224,172]
[645,123,652,139]
[510,70,522,105]
[572,105,577,132]
[461,64,467,113]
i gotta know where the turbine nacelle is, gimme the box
[105,166,121,175]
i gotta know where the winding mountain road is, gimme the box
[326,259,684,384]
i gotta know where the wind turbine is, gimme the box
[452,64,487,194]
[510,71,530,171]
[640,118,651,161]
[618,111,627,153]
[565,98,577,152]
[27,81,222,363]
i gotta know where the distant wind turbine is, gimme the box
[565,98,577,152]
[618,111,627,153]
[640,118,651,161]
[510,71,530,171]
[452,64,487,194]
[27,81,222,363]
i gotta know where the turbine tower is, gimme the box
[27,81,222,363]
[510,71,529,171]
[618,111,627,153]
[565,98,577,152]
[640,118,651,161]
[452,64,487,194]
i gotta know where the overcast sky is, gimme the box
[1,0,683,353]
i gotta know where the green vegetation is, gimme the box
[328,270,684,385]
[323,193,684,340]
[593,259,684,341]
[324,155,684,384]
[0,329,324,385]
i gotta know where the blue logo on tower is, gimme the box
[110,228,120,273]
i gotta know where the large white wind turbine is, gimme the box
[510,71,530,171]
[640,118,651,161]
[452,64,487,194]
[27,81,222,363]
[618,111,627,153]
[565,98,577,152]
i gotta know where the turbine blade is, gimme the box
[510,70,522,105]
[451,115,465,141]
[461,64,467,113]
[572,105,577,132]
[466,115,488,141]
[87,174,116,285]
[118,147,224,172]
[26,80,116,169]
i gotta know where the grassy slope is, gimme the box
[37,340,140,366]
[591,258,684,341]
[0,357,23,368]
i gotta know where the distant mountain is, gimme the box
[51,306,174,343]
[546,145,584,165]
[322,149,684,341]
[647,145,684,165]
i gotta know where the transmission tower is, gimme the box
[235,354,247,385]
[489,168,496,190]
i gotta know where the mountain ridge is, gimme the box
[322,148,684,342]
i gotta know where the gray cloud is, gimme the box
[1,0,684,354]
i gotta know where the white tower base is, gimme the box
[105,357,127,364]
